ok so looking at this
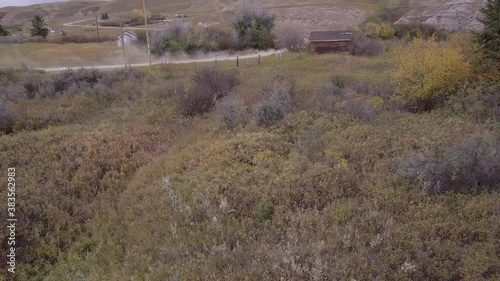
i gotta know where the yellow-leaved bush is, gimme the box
[367,23,395,40]
[392,38,472,111]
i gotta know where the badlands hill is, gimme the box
[396,0,487,31]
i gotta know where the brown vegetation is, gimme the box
[0,31,499,280]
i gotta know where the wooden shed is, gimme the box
[116,31,138,47]
[309,31,353,54]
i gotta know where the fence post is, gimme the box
[258,55,261,65]
[237,56,239,67]
[94,13,100,40]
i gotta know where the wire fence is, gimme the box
[157,52,302,76]
[190,55,263,70]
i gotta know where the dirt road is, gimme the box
[32,49,285,72]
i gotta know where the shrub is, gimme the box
[202,26,236,51]
[30,15,49,39]
[191,67,238,100]
[274,22,306,51]
[181,67,238,116]
[345,96,377,122]
[233,2,275,49]
[446,84,500,121]
[99,21,121,27]
[396,137,500,194]
[215,94,248,128]
[330,74,354,89]
[21,72,42,99]
[0,68,17,82]
[367,23,395,40]
[393,23,447,41]
[151,21,197,55]
[4,68,145,101]
[167,20,189,40]
[256,87,291,126]
[350,34,384,56]
[476,0,500,62]
[392,38,472,111]
[36,81,56,99]
[0,24,9,36]
[256,200,273,222]
[159,61,174,79]
[0,100,14,134]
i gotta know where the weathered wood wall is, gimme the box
[310,40,351,54]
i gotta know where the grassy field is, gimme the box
[0,32,499,279]
[0,0,452,69]
[0,0,379,68]
[0,41,150,67]
[0,1,498,280]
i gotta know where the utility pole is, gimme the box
[94,13,100,40]
[119,10,124,53]
[142,0,152,67]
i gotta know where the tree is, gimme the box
[233,1,275,49]
[30,15,49,38]
[392,38,471,111]
[476,0,500,61]
[0,24,9,36]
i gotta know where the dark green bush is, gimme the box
[0,24,9,36]
[256,200,273,222]
[233,7,275,49]
[475,0,500,62]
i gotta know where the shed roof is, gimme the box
[309,31,353,42]
[116,31,137,40]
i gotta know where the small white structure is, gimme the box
[116,31,138,47]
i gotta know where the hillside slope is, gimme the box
[396,0,487,31]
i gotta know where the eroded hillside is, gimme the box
[397,0,487,30]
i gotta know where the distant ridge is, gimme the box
[0,0,65,9]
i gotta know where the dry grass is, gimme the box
[0,0,446,68]
[0,42,150,67]
[0,36,499,279]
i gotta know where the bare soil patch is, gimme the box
[270,5,365,32]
